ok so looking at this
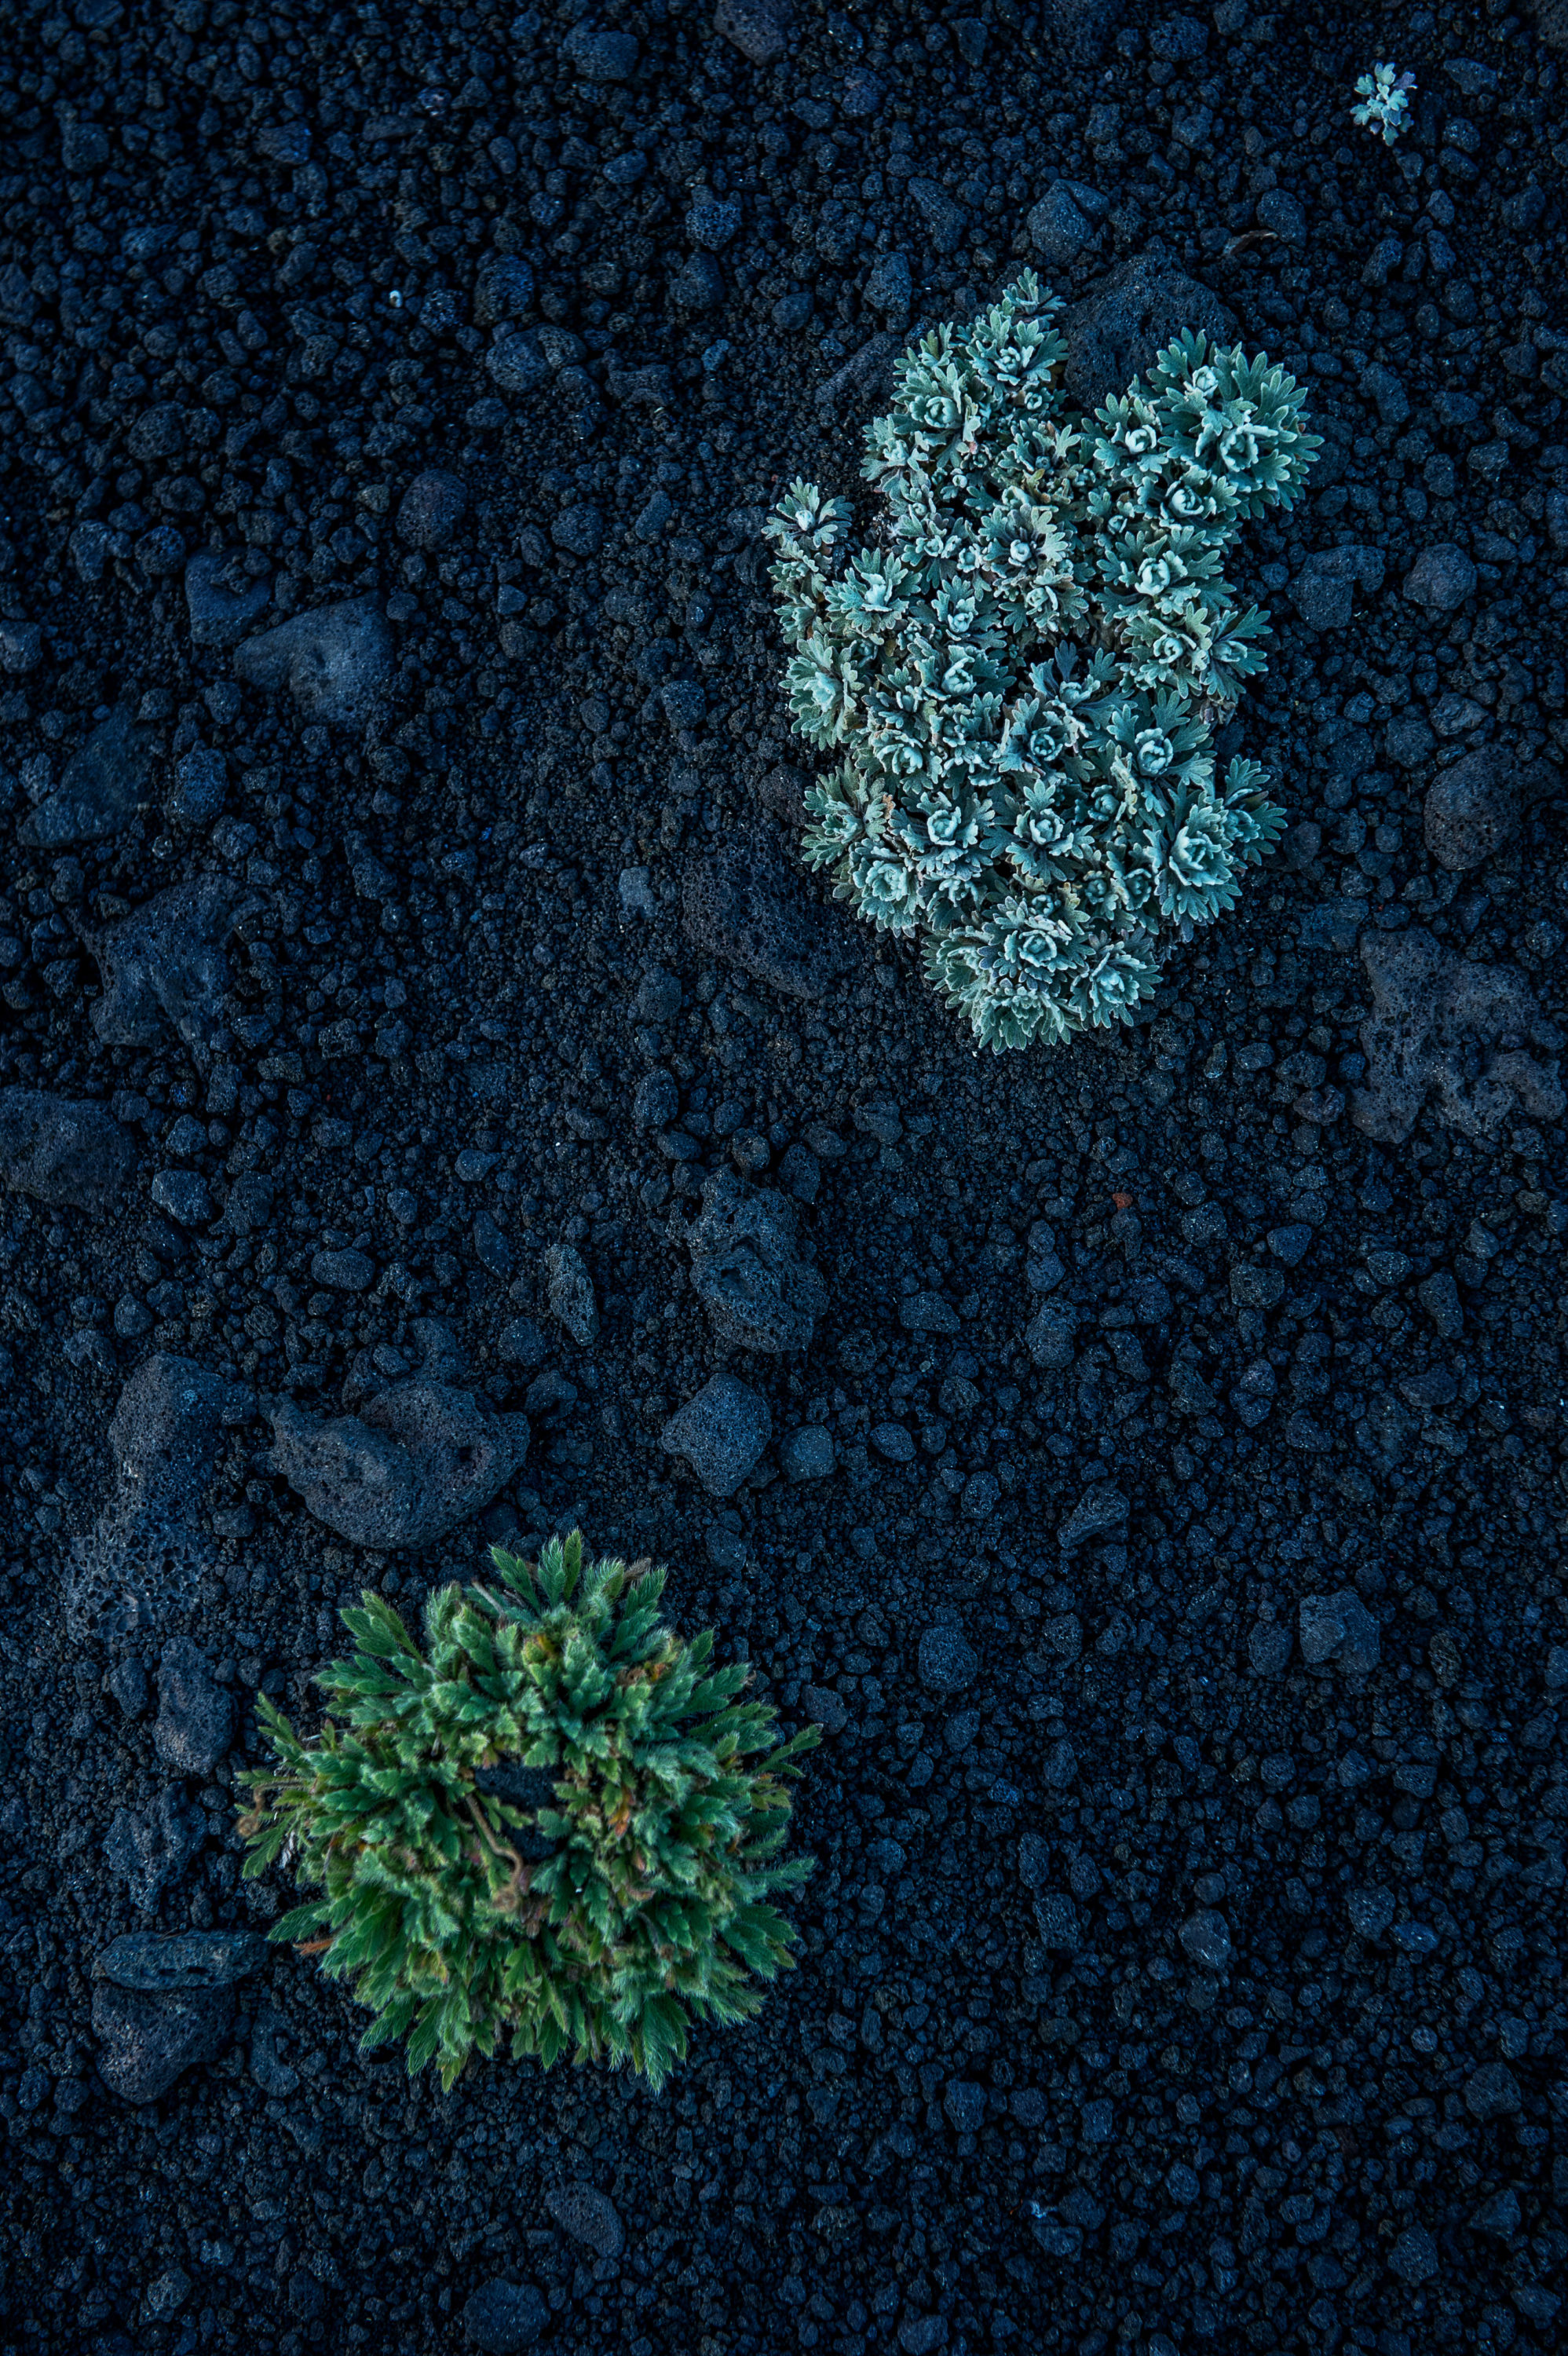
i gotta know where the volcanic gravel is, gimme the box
[2,2,1567,2354]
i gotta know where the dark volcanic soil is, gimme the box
[2,2,1567,2354]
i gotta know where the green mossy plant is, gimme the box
[238,1531,817,2092]
[766,271,1320,1050]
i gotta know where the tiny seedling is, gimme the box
[1352,62,1417,146]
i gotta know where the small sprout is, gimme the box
[1352,63,1416,147]
[238,1531,817,2092]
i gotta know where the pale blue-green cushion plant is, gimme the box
[1352,63,1416,147]
[766,272,1320,1050]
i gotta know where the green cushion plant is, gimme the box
[238,1531,817,2091]
[766,270,1319,1049]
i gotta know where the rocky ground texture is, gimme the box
[2,0,1568,2352]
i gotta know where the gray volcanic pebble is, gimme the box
[463,2279,548,2353]
[475,254,535,324]
[683,1169,827,1353]
[499,1318,547,1368]
[1361,360,1409,426]
[1387,2226,1439,2285]
[154,1637,234,1777]
[688,192,741,251]
[1291,543,1383,631]
[310,1246,375,1291]
[1257,187,1307,242]
[1298,1588,1380,1674]
[397,468,467,550]
[780,1425,835,1481]
[545,1243,599,1346]
[871,1420,916,1463]
[1352,928,1565,1144]
[660,1373,771,1495]
[108,1658,149,1718]
[1179,1909,1233,1971]
[185,551,272,647]
[69,1351,248,1630]
[19,703,158,848]
[962,1469,1000,1520]
[908,176,967,254]
[1419,1271,1464,1338]
[471,1209,512,1278]
[550,504,603,557]
[1465,2061,1521,2120]
[1472,2190,1522,2241]
[801,1682,847,1733]
[561,18,638,77]
[97,1931,266,1993]
[944,2080,986,2133]
[1424,747,1519,871]
[1026,1303,1080,1368]
[1149,9,1205,57]
[661,679,707,730]
[1058,1483,1129,1552]
[634,966,682,1023]
[0,1087,133,1209]
[1029,183,1093,266]
[266,1383,529,1549]
[672,251,725,312]
[1061,248,1231,411]
[151,1168,212,1227]
[633,1068,678,1129]
[1402,542,1476,612]
[234,597,392,724]
[1034,1891,1080,1952]
[89,876,238,1064]
[1349,1887,1394,1939]
[1247,1620,1292,1675]
[222,1173,275,1235]
[105,1355,243,1521]
[412,1317,464,1383]
[167,747,226,829]
[103,1786,206,1911]
[93,1977,234,2103]
[125,404,185,461]
[488,327,547,394]
[918,1626,978,1693]
[905,1290,961,1337]
[842,67,884,118]
[864,250,912,316]
[632,487,671,539]
[777,1142,821,1203]
[715,0,792,64]
[0,617,42,671]
[543,2183,623,2257]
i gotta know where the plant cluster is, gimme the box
[766,272,1319,1050]
[239,1532,817,2091]
[1352,62,1417,145]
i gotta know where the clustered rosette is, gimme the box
[766,273,1319,1050]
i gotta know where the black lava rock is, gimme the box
[92,1977,234,2104]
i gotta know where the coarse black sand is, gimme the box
[1,2,1566,2354]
